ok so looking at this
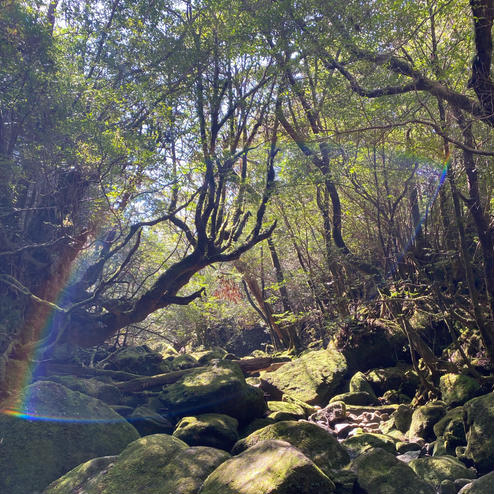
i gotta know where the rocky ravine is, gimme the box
[0,344,492,494]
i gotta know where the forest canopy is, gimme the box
[0,0,493,400]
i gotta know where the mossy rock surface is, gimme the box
[260,346,348,406]
[462,392,494,474]
[192,347,228,365]
[409,402,447,441]
[366,366,418,397]
[329,391,377,406]
[44,434,230,494]
[232,420,349,476]
[0,381,139,494]
[168,354,199,371]
[458,471,494,494]
[200,439,335,494]
[240,417,276,437]
[349,371,378,400]
[432,407,466,455]
[159,360,266,424]
[106,345,166,375]
[408,456,475,488]
[439,374,481,406]
[173,413,239,451]
[267,401,306,421]
[46,375,123,404]
[343,432,397,455]
[350,448,435,494]
[391,404,414,433]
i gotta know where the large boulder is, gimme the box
[260,346,348,406]
[159,360,266,424]
[46,375,123,404]
[350,448,435,494]
[329,391,377,406]
[349,371,378,401]
[408,456,476,489]
[458,472,494,494]
[462,392,494,473]
[366,366,418,398]
[432,407,466,456]
[0,381,139,494]
[173,413,239,451]
[232,420,349,476]
[409,402,447,442]
[342,432,397,455]
[106,345,168,375]
[439,374,481,407]
[128,406,174,436]
[200,439,335,494]
[44,434,230,494]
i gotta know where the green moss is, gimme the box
[349,371,377,400]
[0,381,139,494]
[261,346,348,405]
[463,392,494,473]
[44,436,230,494]
[267,401,306,421]
[408,402,446,441]
[330,391,377,406]
[232,420,349,475]
[350,448,434,494]
[173,413,239,450]
[343,433,397,455]
[408,456,475,488]
[439,374,480,406]
[200,440,335,494]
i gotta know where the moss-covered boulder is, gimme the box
[260,346,348,406]
[409,402,447,442]
[159,360,266,424]
[200,439,335,494]
[267,401,306,421]
[46,375,123,405]
[240,417,277,437]
[0,381,139,494]
[44,434,230,494]
[106,345,167,375]
[439,374,481,406]
[232,420,349,476]
[329,391,377,406]
[390,404,414,433]
[173,413,239,451]
[168,353,199,371]
[350,448,435,494]
[192,347,228,365]
[343,432,397,455]
[128,406,174,436]
[462,392,494,473]
[432,407,466,456]
[408,456,476,489]
[458,472,494,494]
[349,371,378,400]
[366,366,418,397]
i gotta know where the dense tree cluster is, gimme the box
[0,0,492,400]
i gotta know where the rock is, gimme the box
[343,432,397,455]
[349,371,377,399]
[439,479,457,494]
[0,381,139,494]
[439,374,481,407]
[168,354,200,371]
[173,413,239,451]
[159,360,266,424]
[282,395,317,416]
[267,401,306,421]
[408,456,476,489]
[381,390,412,404]
[192,347,228,365]
[396,441,422,454]
[240,418,276,437]
[46,375,123,404]
[462,392,494,473]
[329,391,377,406]
[351,448,434,494]
[433,407,466,456]
[366,366,418,397]
[260,346,348,406]
[458,472,494,494]
[199,439,335,494]
[106,345,167,375]
[44,434,230,494]
[331,470,357,494]
[309,401,347,425]
[232,420,349,476]
[397,450,423,463]
[391,404,414,433]
[128,406,174,436]
[409,402,447,442]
